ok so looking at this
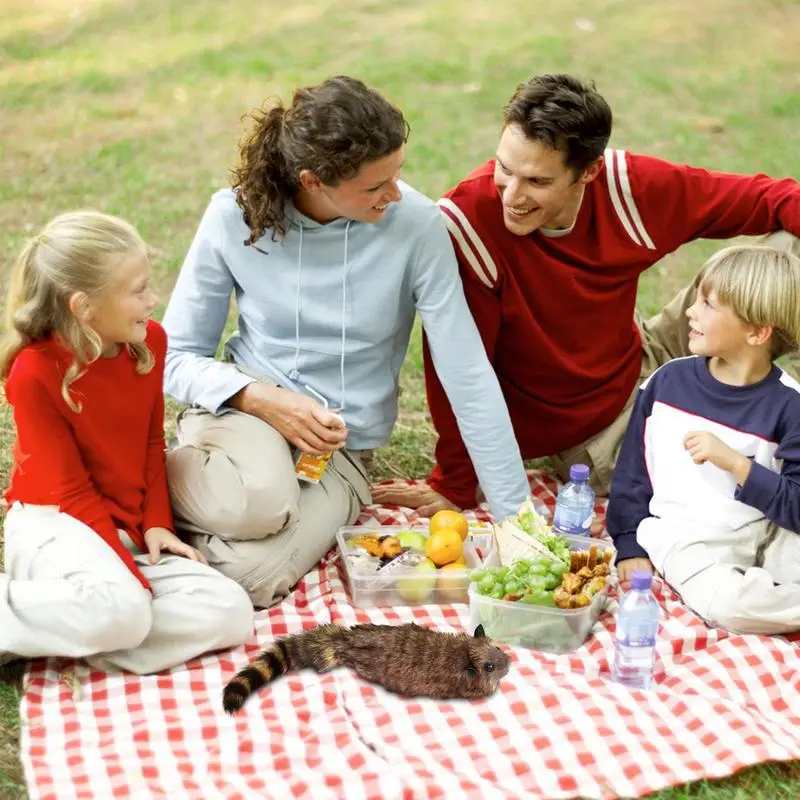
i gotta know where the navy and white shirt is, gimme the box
[606,356,800,564]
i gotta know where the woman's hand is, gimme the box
[230,383,348,454]
[143,527,208,565]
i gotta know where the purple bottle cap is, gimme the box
[569,463,590,482]
[631,569,653,590]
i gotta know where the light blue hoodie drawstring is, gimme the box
[289,224,303,382]
[289,219,350,412]
[339,221,350,412]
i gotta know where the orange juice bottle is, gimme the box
[294,385,343,484]
[295,450,334,483]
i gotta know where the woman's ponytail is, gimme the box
[232,103,292,244]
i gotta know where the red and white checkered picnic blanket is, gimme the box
[20,471,800,799]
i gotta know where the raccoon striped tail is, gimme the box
[222,624,347,714]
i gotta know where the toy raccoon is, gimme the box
[223,622,510,713]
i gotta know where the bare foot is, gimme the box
[370,482,461,517]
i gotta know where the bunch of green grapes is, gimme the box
[470,557,567,606]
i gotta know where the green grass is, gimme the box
[1,0,799,795]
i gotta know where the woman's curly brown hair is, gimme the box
[231,75,410,244]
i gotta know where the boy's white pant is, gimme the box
[642,517,800,636]
[0,503,254,674]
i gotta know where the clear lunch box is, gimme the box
[337,525,484,608]
[469,534,616,654]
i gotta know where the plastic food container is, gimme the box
[469,534,616,654]
[463,520,494,560]
[337,525,483,608]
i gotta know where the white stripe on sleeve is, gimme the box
[437,198,499,286]
[615,149,656,250]
[605,148,642,247]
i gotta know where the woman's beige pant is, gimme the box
[0,503,254,673]
[166,407,371,609]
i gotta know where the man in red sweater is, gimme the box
[373,73,800,516]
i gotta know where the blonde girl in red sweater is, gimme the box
[0,210,252,676]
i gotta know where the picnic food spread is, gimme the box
[339,498,617,651]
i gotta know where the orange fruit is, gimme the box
[429,509,469,542]
[425,528,464,566]
[437,560,468,603]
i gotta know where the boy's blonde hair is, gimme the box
[695,244,800,359]
[0,210,154,411]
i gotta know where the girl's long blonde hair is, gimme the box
[695,244,800,359]
[0,210,154,411]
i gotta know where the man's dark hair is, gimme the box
[503,74,612,176]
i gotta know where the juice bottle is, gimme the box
[294,385,343,483]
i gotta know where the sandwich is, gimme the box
[493,497,572,567]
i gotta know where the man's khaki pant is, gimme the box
[166,405,371,609]
[550,231,800,495]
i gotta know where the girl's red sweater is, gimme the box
[4,321,174,590]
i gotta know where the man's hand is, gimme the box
[616,557,654,582]
[683,430,751,484]
[370,482,461,517]
[230,383,348,454]
[144,527,208,565]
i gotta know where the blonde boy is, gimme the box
[607,245,800,635]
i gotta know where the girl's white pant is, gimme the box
[0,503,254,674]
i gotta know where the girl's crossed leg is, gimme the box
[1,503,253,674]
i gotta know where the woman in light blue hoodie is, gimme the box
[162,76,529,608]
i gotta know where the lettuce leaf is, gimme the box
[513,497,571,566]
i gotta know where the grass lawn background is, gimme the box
[1,0,799,795]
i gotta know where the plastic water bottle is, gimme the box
[612,570,660,690]
[553,463,595,535]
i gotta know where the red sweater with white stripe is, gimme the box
[425,150,800,508]
[4,321,174,590]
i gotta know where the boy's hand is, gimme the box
[683,431,752,484]
[617,557,654,582]
[143,527,208,566]
[683,431,736,469]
